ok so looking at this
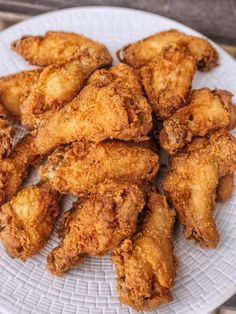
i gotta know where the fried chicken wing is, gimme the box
[163,131,236,248]
[20,49,113,129]
[0,105,15,157]
[12,31,112,67]
[160,89,236,154]
[47,180,145,275]
[39,140,159,196]
[117,29,218,71]
[140,42,196,120]
[112,189,177,311]
[0,135,38,206]
[216,174,234,203]
[0,70,41,118]
[0,185,60,260]
[33,64,152,154]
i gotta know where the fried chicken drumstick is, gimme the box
[47,180,145,275]
[12,31,112,67]
[160,88,236,154]
[117,29,218,71]
[39,140,159,196]
[112,189,177,311]
[0,70,41,118]
[20,47,112,129]
[163,130,236,248]
[0,185,60,260]
[33,64,152,154]
[140,42,196,120]
[0,135,38,206]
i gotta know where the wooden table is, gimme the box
[0,1,235,313]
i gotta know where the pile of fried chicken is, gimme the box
[0,29,235,311]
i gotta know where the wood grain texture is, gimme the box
[0,0,236,44]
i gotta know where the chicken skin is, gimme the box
[112,189,177,311]
[0,135,38,206]
[0,70,41,118]
[33,64,152,154]
[216,174,234,203]
[163,130,236,248]
[39,140,159,196]
[12,31,112,67]
[140,42,196,120]
[117,29,218,71]
[0,185,60,260]
[0,105,15,157]
[20,49,112,129]
[160,89,236,154]
[47,180,145,275]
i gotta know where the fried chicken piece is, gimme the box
[140,42,196,120]
[33,64,152,154]
[0,105,15,157]
[160,89,236,154]
[117,29,218,71]
[112,189,177,311]
[20,49,113,129]
[0,70,41,118]
[216,174,234,203]
[0,135,38,206]
[0,185,60,260]
[163,130,236,248]
[39,140,159,196]
[47,180,145,275]
[11,31,112,67]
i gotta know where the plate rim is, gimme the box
[0,6,236,314]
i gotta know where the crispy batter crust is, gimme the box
[0,135,38,206]
[12,31,112,67]
[47,180,145,275]
[160,88,235,154]
[0,70,41,118]
[112,189,177,311]
[0,105,15,157]
[33,64,153,154]
[0,185,60,260]
[216,174,234,203]
[20,49,113,129]
[163,130,236,248]
[117,29,218,71]
[39,140,159,196]
[140,42,196,120]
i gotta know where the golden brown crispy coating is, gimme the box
[160,89,235,154]
[39,140,159,196]
[112,189,177,311]
[47,180,145,275]
[20,50,113,129]
[163,130,236,248]
[0,70,41,118]
[33,64,152,154]
[0,185,60,260]
[216,174,234,203]
[0,105,15,157]
[140,42,196,120]
[12,31,112,67]
[0,135,38,206]
[117,29,218,71]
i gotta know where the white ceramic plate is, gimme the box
[0,6,236,314]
